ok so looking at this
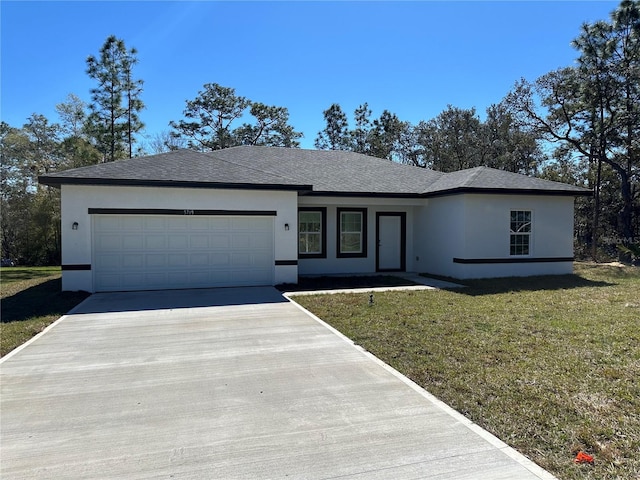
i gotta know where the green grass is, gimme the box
[1,266,62,287]
[1,267,90,357]
[293,263,640,480]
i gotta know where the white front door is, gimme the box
[376,213,405,271]
[92,214,274,292]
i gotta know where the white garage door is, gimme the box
[93,214,274,292]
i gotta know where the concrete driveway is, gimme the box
[1,287,555,479]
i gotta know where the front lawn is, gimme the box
[293,263,640,480]
[1,267,90,357]
[1,266,62,288]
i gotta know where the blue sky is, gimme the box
[1,1,618,150]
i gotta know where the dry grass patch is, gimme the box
[293,263,640,480]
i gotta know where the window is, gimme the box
[510,210,531,256]
[337,208,367,258]
[298,208,326,258]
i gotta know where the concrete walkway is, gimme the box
[286,273,463,296]
[396,272,464,289]
[1,287,554,479]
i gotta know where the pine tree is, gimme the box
[314,104,351,150]
[86,35,144,161]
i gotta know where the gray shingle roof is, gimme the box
[39,149,311,190]
[210,146,443,195]
[422,166,590,196]
[39,146,591,197]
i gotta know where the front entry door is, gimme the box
[376,213,406,271]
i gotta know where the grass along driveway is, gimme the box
[1,267,90,357]
[294,263,640,480]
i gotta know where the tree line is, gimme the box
[313,102,543,176]
[1,0,638,265]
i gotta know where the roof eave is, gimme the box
[302,190,423,198]
[38,176,313,192]
[421,187,592,198]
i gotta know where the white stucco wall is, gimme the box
[298,193,576,279]
[297,196,419,276]
[415,194,576,279]
[413,196,465,276]
[60,185,298,291]
[61,185,578,290]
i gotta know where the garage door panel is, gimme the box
[122,235,143,249]
[231,253,252,267]
[190,253,209,265]
[231,269,270,284]
[168,235,188,249]
[95,254,121,269]
[251,233,272,248]
[210,235,230,248]
[253,217,273,230]
[232,218,251,230]
[144,273,167,287]
[252,252,273,267]
[145,254,167,267]
[231,235,251,248]
[190,235,209,248]
[167,272,190,285]
[122,254,144,268]
[190,218,211,230]
[192,271,211,282]
[121,273,145,288]
[95,216,120,231]
[96,273,121,289]
[232,217,271,230]
[211,253,231,265]
[93,214,274,291]
[168,254,189,267]
[97,235,121,250]
[121,217,144,230]
[144,217,166,230]
[145,236,166,249]
[167,217,188,230]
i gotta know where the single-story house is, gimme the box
[39,146,591,292]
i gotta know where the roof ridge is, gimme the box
[205,149,305,184]
[40,149,206,177]
[437,165,484,186]
[463,166,487,187]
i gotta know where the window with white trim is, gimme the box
[298,208,326,258]
[337,208,367,257]
[510,210,531,256]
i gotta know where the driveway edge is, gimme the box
[1,314,72,364]
[284,293,559,480]
[1,294,95,364]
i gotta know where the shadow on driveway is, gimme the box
[70,286,287,314]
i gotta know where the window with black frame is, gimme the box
[510,210,532,256]
[337,208,367,258]
[298,208,326,258]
